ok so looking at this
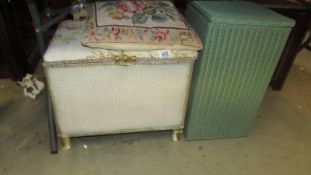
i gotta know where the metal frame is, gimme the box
[25,0,86,56]
[45,79,58,154]
[24,0,87,154]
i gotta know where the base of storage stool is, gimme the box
[59,135,71,150]
[172,129,182,142]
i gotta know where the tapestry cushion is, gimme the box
[81,0,203,51]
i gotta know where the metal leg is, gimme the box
[46,86,58,154]
[25,0,87,153]
[25,0,79,56]
[25,0,46,56]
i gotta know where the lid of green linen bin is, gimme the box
[190,1,295,27]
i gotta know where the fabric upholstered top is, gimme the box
[80,0,203,51]
[190,1,295,27]
[44,20,198,66]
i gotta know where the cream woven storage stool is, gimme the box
[44,20,199,150]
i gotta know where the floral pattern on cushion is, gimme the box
[81,1,203,51]
[45,20,198,65]
[98,0,178,24]
[84,23,196,45]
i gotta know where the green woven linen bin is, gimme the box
[184,1,295,140]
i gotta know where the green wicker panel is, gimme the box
[190,1,295,27]
[184,2,292,140]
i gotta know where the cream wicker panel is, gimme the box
[47,63,192,137]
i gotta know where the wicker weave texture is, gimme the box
[190,1,295,27]
[47,63,193,137]
[184,3,292,140]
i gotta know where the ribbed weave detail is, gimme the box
[184,4,291,140]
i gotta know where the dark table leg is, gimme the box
[299,33,311,52]
[269,8,311,90]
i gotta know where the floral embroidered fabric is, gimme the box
[81,0,203,51]
[44,20,198,66]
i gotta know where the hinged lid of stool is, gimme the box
[44,20,198,67]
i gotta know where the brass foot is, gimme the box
[59,136,71,150]
[172,129,182,142]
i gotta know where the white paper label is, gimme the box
[159,50,171,59]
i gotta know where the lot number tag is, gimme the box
[159,50,171,59]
